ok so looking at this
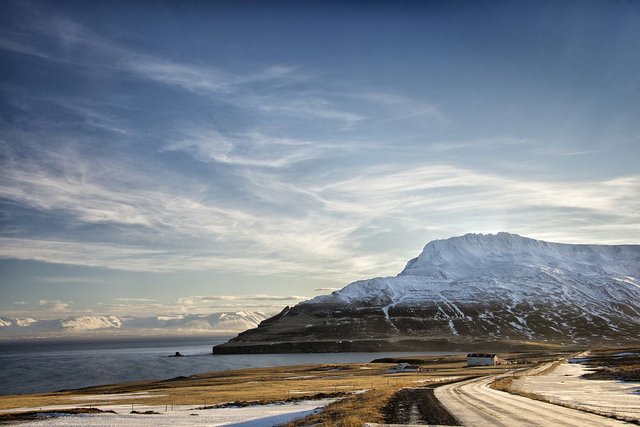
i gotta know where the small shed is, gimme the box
[467,353,497,366]
[386,362,422,373]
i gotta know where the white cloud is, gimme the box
[125,58,234,94]
[257,97,364,124]
[1,147,638,283]
[164,129,325,168]
[38,299,70,312]
[356,91,447,124]
[0,6,638,289]
[188,295,308,302]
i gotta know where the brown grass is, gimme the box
[580,350,640,381]
[284,386,404,427]
[0,362,456,411]
[0,350,568,425]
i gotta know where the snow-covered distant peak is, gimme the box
[232,311,268,322]
[15,318,37,327]
[0,311,272,338]
[157,315,184,321]
[60,315,122,331]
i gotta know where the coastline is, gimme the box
[0,351,560,424]
[3,348,636,425]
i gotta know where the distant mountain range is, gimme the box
[0,311,270,339]
[214,232,640,353]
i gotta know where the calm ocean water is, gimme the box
[0,337,445,395]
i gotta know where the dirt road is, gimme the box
[434,375,631,426]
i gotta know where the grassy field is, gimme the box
[0,351,570,425]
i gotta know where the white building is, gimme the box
[467,353,497,366]
[386,362,422,373]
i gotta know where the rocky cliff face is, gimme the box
[213,233,640,353]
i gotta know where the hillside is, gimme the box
[213,233,640,353]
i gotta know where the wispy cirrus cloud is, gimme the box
[0,9,361,127]
[2,140,637,283]
[257,97,364,124]
[180,295,308,304]
[116,298,157,303]
[0,6,450,133]
[164,129,325,168]
[354,91,447,124]
[125,57,300,96]
[1,2,638,303]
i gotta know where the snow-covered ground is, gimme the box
[512,362,640,422]
[3,399,336,426]
[436,375,630,426]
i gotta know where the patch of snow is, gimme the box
[61,316,122,331]
[157,315,184,321]
[513,362,640,422]
[448,319,458,336]
[3,399,337,426]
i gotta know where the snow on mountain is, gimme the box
[157,315,184,321]
[214,233,640,353]
[0,312,271,338]
[308,233,640,308]
[0,317,39,328]
[15,318,37,327]
[125,312,270,333]
[60,315,123,331]
[399,232,639,279]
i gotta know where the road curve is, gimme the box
[434,374,630,427]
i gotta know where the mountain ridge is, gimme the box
[0,311,270,339]
[213,233,640,354]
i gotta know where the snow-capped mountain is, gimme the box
[214,233,640,353]
[0,312,270,338]
[60,315,123,331]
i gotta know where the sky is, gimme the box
[0,0,639,322]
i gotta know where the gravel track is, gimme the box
[435,375,631,426]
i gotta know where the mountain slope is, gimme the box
[214,233,640,353]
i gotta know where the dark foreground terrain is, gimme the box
[383,385,461,425]
[581,349,640,381]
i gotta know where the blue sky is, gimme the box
[1,0,639,320]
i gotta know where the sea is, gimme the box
[0,336,447,396]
